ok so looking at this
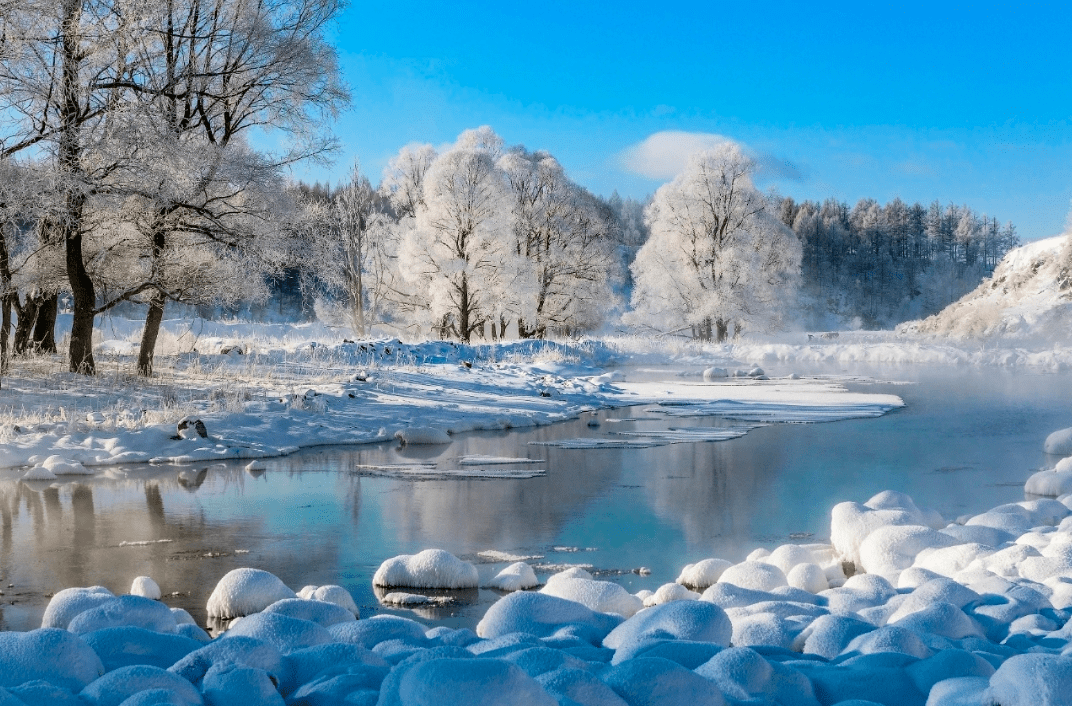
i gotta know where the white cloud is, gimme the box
[619,131,807,184]
[619,131,734,180]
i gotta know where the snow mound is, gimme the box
[602,657,726,706]
[41,455,94,475]
[130,576,161,600]
[206,568,297,619]
[373,549,479,589]
[1026,463,1072,497]
[695,646,815,705]
[81,626,201,672]
[476,591,622,643]
[486,562,539,591]
[676,558,733,589]
[378,657,557,706]
[79,664,202,706]
[987,653,1072,706]
[221,612,332,654]
[202,662,285,706]
[305,585,360,616]
[540,576,643,617]
[41,586,115,629]
[1046,427,1072,456]
[717,561,788,592]
[67,595,178,635]
[603,600,732,656]
[902,234,1072,342]
[327,615,429,649]
[261,597,356,627]
[786,563,830,593]
[0,628,105,692]
[858,524,959,576]
[642,582,701,607]
[831,491,943,567]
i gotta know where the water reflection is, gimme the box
[1,366,1070,632]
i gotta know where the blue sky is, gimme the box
[294,0,1072,241]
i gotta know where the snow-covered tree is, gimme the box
[0,0,346,375]
[499,148,618,337]
[628,143,801,341]
[380,144,437,219]
[293,162,403,336]
[398,128,530,342]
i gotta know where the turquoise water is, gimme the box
[2,365,1070,631]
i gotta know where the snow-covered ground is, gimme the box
[3,305,1072,704]
[0,315,911,472]
[899,233,1072,344]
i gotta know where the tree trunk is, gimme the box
[32,292,58,353]
[716,318,729,343]
[0,294,12,379]
[13,294,42,355]
[60,0,95,375]
[66,224,96,374]
[137,293,166,376]
[458,276,470,343]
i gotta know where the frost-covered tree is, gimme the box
[380,144,437,220]
[628,143,801,341]
[499,148,618,337]
[293,162,402,336]
[398,128,530,342]
[0,0,346,374]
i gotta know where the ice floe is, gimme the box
[352,463,546,480]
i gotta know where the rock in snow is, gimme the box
[393,426,452,445]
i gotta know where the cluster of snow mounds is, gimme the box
[901,233,1072,342]
[17,464,1072,705]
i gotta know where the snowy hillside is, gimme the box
[900,233,1072,341]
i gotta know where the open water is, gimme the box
[2,364,1071,631]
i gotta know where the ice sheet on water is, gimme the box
[477,550,545,563]
[654,398,895,422]
[456,455,541,466]
[531,424,754,449]
[352,463,546,480]
[529,438,666,449]
[612,425,757,443]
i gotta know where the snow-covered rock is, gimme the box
[642,582,701,607]
[676,558,733,589]
[373,549,479,589]
[540,576,643,617]
[206,568,297,619]
[486,562,539,591]
[1046,427,1072,456]
[130,576,161,600]
[717,561,788,592]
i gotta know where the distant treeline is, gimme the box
[263,183,1016,334]
[776,197,1019,329]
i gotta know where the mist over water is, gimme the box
[2,364,1070,632]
